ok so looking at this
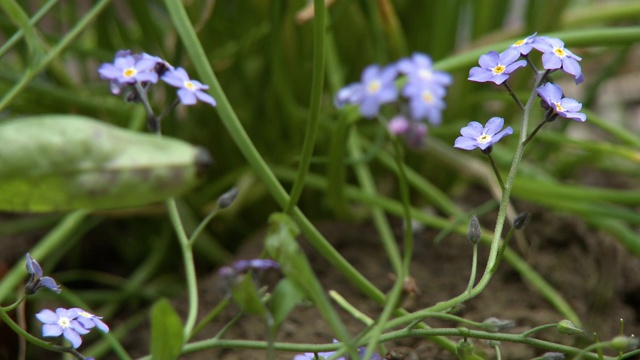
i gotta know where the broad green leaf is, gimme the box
[0,115,211,212]
[150,298,184,360]
[268,278,306,329]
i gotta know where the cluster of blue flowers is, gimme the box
[98,50,216,107]
[335,53,452,148]
[25,253,109,349]
[455,33,587,152]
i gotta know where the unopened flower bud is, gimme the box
[556,319,585,336]
[513,212,531,230]
[610,335,639,352]
[217,187,239,209]
[482,317,515,332]
[540,352,565,360]
[456,339,475,360]
[467,215,481,245]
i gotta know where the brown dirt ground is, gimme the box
[120,207,640,360]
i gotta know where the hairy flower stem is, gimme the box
[133,82,160,133]
[490,228,515,274]
[523,119,549,146]
[486,153,505,189]
[465,244,479,293]
[503,81,525,111]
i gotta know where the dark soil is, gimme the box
[124,210,640,360]
[2,203,639,360]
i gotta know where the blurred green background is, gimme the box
[0,0,639,357]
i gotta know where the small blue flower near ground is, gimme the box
[36,308,90,348]
[468,50,527,85]
[454,117,514,151]
[335,64,398,118]
[25,253,61,295]
[72,308,110,333]
[533,37,584,84]
[161,67,217,106]
[98,53,159,86]
[536,82,586,122]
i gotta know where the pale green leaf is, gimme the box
[150,299,184,360]
[0,115,211,212]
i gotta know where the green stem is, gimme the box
[0,0,57,60]
[284,0,326,214]
[0,0,44,65]
[465,244,479,293]
[1,295,26,311]
[188,204,220,247]
[136,327,617,360]
[166,199,199,339]
[0,0,112,113]
[348,130,402,274]
[491,227,515,273]
[523,119,549,147]
[0,306,81,356]
[486,152,505,189]
[521,323,557,337]
[503,81,525,111]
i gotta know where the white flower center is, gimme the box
[57,316,71,329]
[78,311,92,318]
[418,69,433,80]
[553,47,566,58]
[492,64,506,75]
[477,133,492,144]
[184,81,195,91]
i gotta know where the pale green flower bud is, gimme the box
[556,319,585,336]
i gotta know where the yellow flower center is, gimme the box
[123,68,137,78]
[367,80,381,94]
[58,317,71,328]
[79,311,92,318]
[553,47,566,57]
[514,39,525,46]
[554,102,564,112]
[421,91,434,104]
[184,81,195,91]
[492,65,506,75]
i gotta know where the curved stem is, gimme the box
[166,199,199,338]
[0,306,85,357]
[486,153,505,189]
[466,244,479,293]
[284,0,326,214]
[503,81,525,111]
[0,0,112,113]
